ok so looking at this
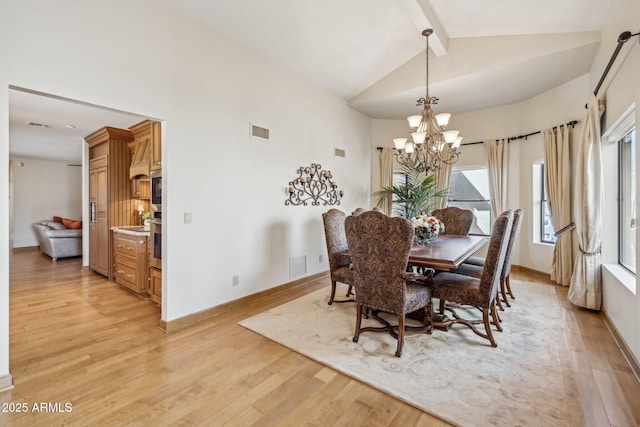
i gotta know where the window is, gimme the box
[447,168,492,235]
[619,127,636,274]
[391,171,408,215]
[540,163,556,244]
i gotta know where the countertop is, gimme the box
[111,226,150,236]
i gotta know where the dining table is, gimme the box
[407,234,488,271]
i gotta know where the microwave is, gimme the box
[150,170,162,212]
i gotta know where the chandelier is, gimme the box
[393,29,462,173]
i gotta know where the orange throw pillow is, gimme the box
[53,216,63,223]
[62,218,82,229]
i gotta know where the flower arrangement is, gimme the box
[411,214,445,246]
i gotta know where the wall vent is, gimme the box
[26,121,52,129]
[334,147,346,158]
[289,255,307,279]
[251,124,270,140]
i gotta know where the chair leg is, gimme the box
[490,300,502,332]
[395,314,405,357]
[496,295,504,311]
[438,299,446,314]
[353,304,363,343]
[500,277,510,307]
[483,308,497,347]
[505,275,515,299]
[328,280,337,305]
[346,285,354,297]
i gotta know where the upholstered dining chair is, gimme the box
[345,210,434,357]
[430,210,514,347]
[431,207,474,235]
[322,209,355,305]
[457,209,524,307]
[351,208,366,216]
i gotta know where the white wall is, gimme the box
[0,0,372,381]
[592,0,640,368]
[11,157,82,248]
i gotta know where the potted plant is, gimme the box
[373,165,448,220]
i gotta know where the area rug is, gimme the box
[239,280,581,426]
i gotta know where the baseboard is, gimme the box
[159,271,329,333]
[511,265,553,282]
[601,309,640,383]
[0,373,14,392]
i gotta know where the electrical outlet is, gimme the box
[319,254,324,263]
[232,275,239,287]
[184,212,192,224]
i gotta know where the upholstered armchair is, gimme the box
[431,207,474,235]
[322,209,354,304]
[32,220,82,261]
[430,210,513,347]
[345,210,433,357]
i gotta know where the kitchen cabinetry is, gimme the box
[85,127,136,279]
[129,120,161,178]
[131,178,150,200]
[113,230,148,295]
[149,267,162,304]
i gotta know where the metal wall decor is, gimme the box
[285,163,343,206]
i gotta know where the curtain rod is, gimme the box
[460,120,578,146]
[375,119,578,151]
[591,30,640,101]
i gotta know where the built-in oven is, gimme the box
[150,219,162,270]
[150,170,162,213]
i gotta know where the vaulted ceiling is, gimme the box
[10,0,612,162]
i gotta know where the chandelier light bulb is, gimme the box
[407,115,422,129]
[453,136,463,148]
[393,138,407,150]
[435,113,451,128]
[411,131,427,145]
[405,141,415,153]
[442,130,460,144]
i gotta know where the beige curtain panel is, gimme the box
[484,138,509,220]
[543,126,573,287]
[433,161,452,211]
[568,95,604,310]
[379,148,395,215]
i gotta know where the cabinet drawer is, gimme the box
[114,233,145,260]
[114,261,138,289]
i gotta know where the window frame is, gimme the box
[617,126,636,275]
[539,163,557,244]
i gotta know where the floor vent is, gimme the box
[251,124,270,140]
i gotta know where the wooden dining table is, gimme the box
[407,234,488,271]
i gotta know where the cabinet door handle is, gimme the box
[126,246,134,251]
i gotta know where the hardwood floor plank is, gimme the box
[1,248,639,426]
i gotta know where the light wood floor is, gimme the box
[1,248,639,426]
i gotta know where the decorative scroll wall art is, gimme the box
[285,163,343,206]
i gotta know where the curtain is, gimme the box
[379,148,395,215]
[543,126,573,286]
[568,95,604,310]
[433,161,452,211]
[484,139,509,220]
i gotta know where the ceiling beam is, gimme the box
[400,0,449,56]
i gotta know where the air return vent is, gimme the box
[250,123,270,141]
[26,121,52,128]
[334,147,346,158]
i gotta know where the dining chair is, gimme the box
[456,209,523,307]
[345,210,434,357]
[431,207,474,235]
[430,209,514,347]
[351,208,366,216]
[322,209,354,305]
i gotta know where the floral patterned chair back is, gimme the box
[322,209,354,304]
[345,210,433,356]
[431,207,474,235]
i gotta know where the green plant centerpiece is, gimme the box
[373,165,448,245]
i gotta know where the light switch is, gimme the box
[184,212,192,224]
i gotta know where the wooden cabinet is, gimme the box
[131,178,150,200]
[129,120,161,178]
[149,267,162,304]
[86,127,136,279]
[113,231,148,295]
